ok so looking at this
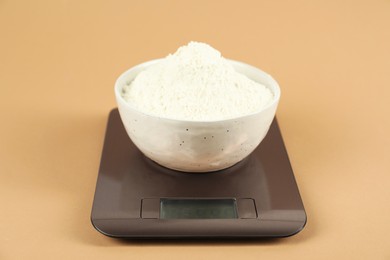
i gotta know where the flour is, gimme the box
[122,42,273,121]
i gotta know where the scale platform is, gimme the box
[91,109,306,238]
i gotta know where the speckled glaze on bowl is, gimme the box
[115,59,280,172]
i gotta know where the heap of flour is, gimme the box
[122,42,273,121]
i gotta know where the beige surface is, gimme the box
[1,0,389,259]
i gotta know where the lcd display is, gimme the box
[160,199,238,219]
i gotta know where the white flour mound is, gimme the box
[122,42,273,121]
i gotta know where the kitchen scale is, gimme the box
[91,109,306,238]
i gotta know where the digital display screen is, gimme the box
[160,199,238,219]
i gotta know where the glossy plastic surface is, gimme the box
[91,109,306,238]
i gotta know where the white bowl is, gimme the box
[115,59,280,172]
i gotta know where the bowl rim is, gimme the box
[114,59,281,123]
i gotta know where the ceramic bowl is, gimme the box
[115,59,280,172]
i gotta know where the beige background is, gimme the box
[1,0,389,259]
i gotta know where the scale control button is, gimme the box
[237,198,257,219]
[141,198,160,219]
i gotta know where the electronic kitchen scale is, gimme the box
[91,109,306,238]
